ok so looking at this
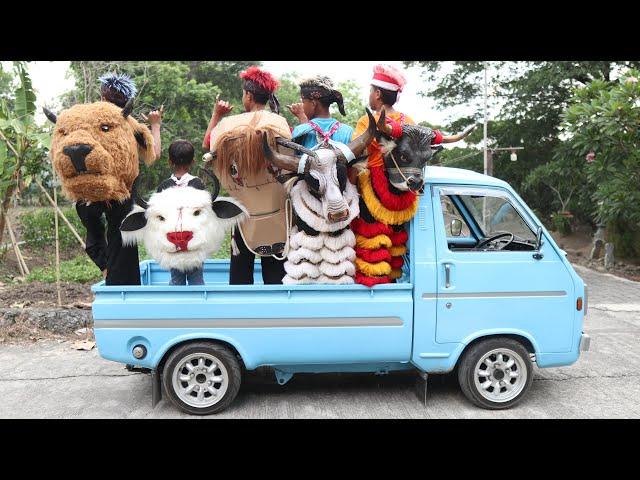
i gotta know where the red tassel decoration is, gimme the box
[370,166,416,211]
[356,247,392,264]
[355,272,391,287]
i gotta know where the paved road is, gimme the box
[1,265,639,419]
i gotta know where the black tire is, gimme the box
[457,337,533,410]
[162,341,242,415]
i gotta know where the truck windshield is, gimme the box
[459,195,536,243]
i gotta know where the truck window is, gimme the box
[460,195,536,243]
[441,195,471,237]
[438,188,537,252]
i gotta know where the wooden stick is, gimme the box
[5,224,25,277]
[35,180,86,249]
[3,212,28,275]
[54,182,62,307]
[5,215,29,276]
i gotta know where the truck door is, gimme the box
[431,186,575,353]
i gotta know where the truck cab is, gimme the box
[92,166,589,414]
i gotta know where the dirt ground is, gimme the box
[551,224,640,282]
[0,281,93,308]
[0,323,89,346]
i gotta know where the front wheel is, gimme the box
[457,338,533,410]
[162,342,242,415]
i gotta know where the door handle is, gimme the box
[444,263,452,288]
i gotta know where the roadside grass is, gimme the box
[21,233,232,285]
[26,255,102,284]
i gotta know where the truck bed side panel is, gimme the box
[93,283,414,370]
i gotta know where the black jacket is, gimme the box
[76,199,140,286]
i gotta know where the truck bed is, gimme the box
[92,260,415,371]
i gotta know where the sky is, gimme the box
[1,61,487,129]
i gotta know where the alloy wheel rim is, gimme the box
[172,353,229,408]
[473,348,527,403]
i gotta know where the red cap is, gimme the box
[371,64,407,93]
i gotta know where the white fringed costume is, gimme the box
[283,180,359,284]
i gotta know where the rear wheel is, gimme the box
[457,338,533,410]
[162,342,241,415]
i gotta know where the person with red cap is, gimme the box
[349,64,459,182]
[202,66,293,285]
[353,64,418,142]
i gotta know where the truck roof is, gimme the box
[425,166,510,189]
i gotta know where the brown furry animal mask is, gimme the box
[45,100,155,203]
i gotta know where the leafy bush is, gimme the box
[20,207,87,249]
[607,220,640,259]
[26,254,101,283]
[552,213,573,235]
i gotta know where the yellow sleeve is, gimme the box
[403,114,416,126]
[351,115,369,140]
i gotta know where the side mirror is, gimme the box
[533,226,544,260]
[536,226,544,249]
[450,218,463,237]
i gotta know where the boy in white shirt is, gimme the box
[157,140,206,285]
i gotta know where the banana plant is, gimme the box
[0,61,51,247]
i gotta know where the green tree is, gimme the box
[404,61,640,216]
[63,61,256,192]
[560,72,640,257]
[0,64,14,102]
[0,62,51,246]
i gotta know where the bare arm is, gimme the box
[142,105,163,160]
[287,103,308,125]
[203,99,233,150]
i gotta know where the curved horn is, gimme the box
[262,134,304,173]
[376,107,392,137]
[441,124,477,144]
[131,175,149,210]
[122,97,135,118]
[43,107,57,124]
[274,137,318,159]
[198,166,221,201]
[346,107,380,158]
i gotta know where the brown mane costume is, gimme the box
[45,99,156,286]
[50,101,155,203]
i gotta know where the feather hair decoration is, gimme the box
[240,66,279,93]
[98,73,137,99]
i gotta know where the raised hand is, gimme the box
[141,104,164,125]
[214,99,233,118]
[287,103,308,123]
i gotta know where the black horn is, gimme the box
[131,175,149,210]
[122,97,135,118]
[346,107,380,158]
[43,107,57,124]
[198,166,221,202]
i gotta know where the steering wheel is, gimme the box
[476,232,514,251]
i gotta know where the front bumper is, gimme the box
[579,333,591,352]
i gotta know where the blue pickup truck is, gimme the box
[92,166,590,415]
